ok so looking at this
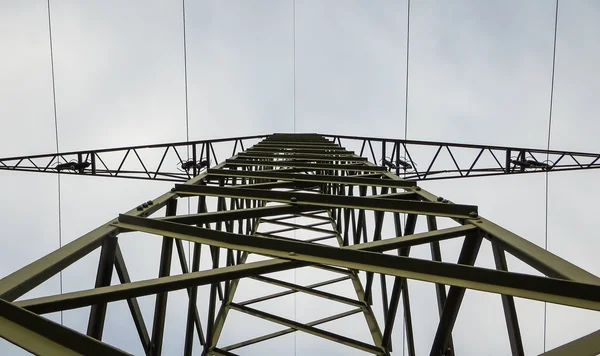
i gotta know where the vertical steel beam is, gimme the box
[204,246,221,355]
[149,198,178,356]
[427,215,455,353]
[113,243,151,354]
[87,233,118,340]
[492,243,524,356]
[381,214,417,351]
[174,238,205,348]
[184,242,202,356]
[402,280,416,356]
[429,232,483,356]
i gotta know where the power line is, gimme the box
[182,0,192,270]
[402,2,410,355]
[544,0,559,352]
[292,3,297,356]
[46,0,63,326]
[293,0,297,134]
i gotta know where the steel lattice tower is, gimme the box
[0,133,599,355]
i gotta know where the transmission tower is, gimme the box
[0,133,599,355]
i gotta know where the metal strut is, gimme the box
[1,133,599,356]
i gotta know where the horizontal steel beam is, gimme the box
[251,275,364,308]
[207,168,414,188]
[174,185,477,219]
[225,159,387,172]
[222,308,362,351]
[158,204,320,225]
[17,259,305,314]
[15,225,476,313]
[113,216,600,310]
[229,303,383,354]
[237,152,366,161]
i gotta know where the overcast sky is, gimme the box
[1,0,599,355]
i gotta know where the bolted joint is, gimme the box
[468,211,478,218]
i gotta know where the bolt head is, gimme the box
[290,197,298,203]
[469,211,478,218]
[170,187,176,192]
[443,199,449,203]
[142,203,149,208]
[289,252,297,256]
[147,200,154,206]
[437,196,444,202]
[136,206,143,211]
[415,186,421,191]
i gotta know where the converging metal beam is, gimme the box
[87,234,118,340]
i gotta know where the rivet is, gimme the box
[443,199,449,204]
[142,202,149,208]
[289,252,297,256]
[290,197,298,203]
[147,200,154,206]
[171,187,176,192]
[437,196,444,202]
[469,211,478,218]
[415,186,421,191]
[136,206,143,211]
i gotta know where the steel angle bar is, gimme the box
[430,232,484,356]
[174,185,477,219]
[235,181,317,190]
[475,217,600,285]
[16,225,473,314]
[0,298,131,356]
[381,169,600,286]
[113,244,151,353]
[225,159,387,172]
[245,147,351,155]
[258,218,334,235]
[229,303,384,354]
[251,275,364,308]
[237,153,366,161]
[87,234,118,340]
[158,204,320,225]
[206,168,413,188]
[17,259,306,314]
[238,276,350,306]
[114,215,600,310]
[492,244,524,356]
[222,308,362,352]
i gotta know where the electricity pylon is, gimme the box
[0,133,599,356]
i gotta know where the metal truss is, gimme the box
[2,134,600,182]
[0,133,599,355]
